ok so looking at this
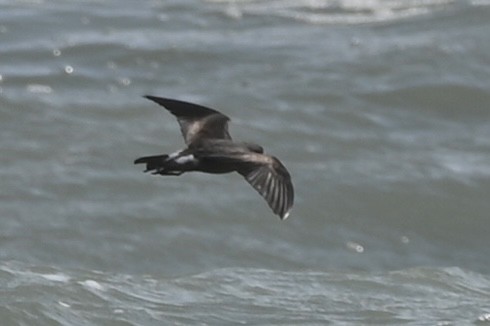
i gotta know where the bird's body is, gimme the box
[135,96,294,219]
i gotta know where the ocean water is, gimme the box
[1,0,490,324]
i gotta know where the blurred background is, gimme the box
[1,0,490,324]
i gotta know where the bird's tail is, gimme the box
[134,154,169,173]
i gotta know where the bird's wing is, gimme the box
[235,153,294,220]
[144,95,232,145]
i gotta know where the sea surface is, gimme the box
[1,0,490,325]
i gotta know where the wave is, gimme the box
[1,261,489,325]
[206,0,486,25]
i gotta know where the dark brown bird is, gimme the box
[134,96,294,220]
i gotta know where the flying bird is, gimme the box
[134,95,294,220]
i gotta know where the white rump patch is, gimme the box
[175,154,195,164]
[168,150,182,159]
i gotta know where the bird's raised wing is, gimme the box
[236,153,294,220]
[144,95,232,145]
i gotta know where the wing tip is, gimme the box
[143,94,161,103]
[280,210,291,220]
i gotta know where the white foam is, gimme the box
[346,241,365,253]
[80,279,104,291]
[208,0,455,25]
[41,273,70,283]
[27,84,52,94]
[58,301,71,308]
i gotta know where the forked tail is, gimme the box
[134,154,169,173]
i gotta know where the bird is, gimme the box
[134,95,294,220]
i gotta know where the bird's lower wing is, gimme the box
[199,152,294,219]
[236,159,294,220]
